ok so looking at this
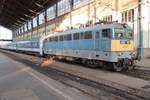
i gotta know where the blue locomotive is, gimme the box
[2,23,137,71]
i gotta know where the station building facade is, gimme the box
[12,0,150,55]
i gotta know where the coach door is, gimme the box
[101,29,111,51]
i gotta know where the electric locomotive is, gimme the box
[42,22,136,71]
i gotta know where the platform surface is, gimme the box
[0,52,91,100]
[136,58,150,68]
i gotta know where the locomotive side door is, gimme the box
[101,29,111,51]
[94,31,100,50]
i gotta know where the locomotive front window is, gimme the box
[114,28,132,39]
[102,29,111,38]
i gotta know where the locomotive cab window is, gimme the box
[114,28,133,39]
[102,29,111,38]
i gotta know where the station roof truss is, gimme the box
[0,0,58,30]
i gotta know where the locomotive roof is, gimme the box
[45,23,124,38]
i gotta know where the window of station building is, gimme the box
[33,17,38,28]
[73,0,80,5]
[74,0,94,7]
[121,9,134,23]
[14,30,17,36]
[102,29,110,38]
[121,13,125,23]
[21,26,24,33]
[17,30,19,35]
[22,26,25,33]
[24,24,27,32]
[73,33,80,40]
[128,9,134,22]
[28,21,32,30]
[103,15,112,22]
[19,27,22,34]
[47,5,56,21]
[84,31,92,39]
[18,28,20,34]
[57,0,71,16]
[125,12,127,22]
[39,12,45,25]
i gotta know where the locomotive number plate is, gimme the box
[120,40,130,44]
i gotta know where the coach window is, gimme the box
[84,31,92,39]
[102,29,110,38]
[45,39,48,43]
[33,17,37,28]
[49,37,53,42]
[59,35,64,41]
[73,33,80,40]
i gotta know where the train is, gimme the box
[1,22,137,71]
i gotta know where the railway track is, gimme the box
[1,50,150,100]
[61,58,150,82]
[122,68,150,81]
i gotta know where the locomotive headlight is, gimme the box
[130,52,133,55]
[118,53,121,56]
[130,52,136,57]
[118,53,123,56]
[130,52,135,56]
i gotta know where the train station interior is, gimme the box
[0,0,150,100]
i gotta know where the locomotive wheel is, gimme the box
[127,60,134,70]
[82,59,99,68]
[113,62,124,72]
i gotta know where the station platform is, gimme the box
[136,58,150,68]
[137,48,150,68]
[0,52,92,100]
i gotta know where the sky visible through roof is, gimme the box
[0,26,12,45]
